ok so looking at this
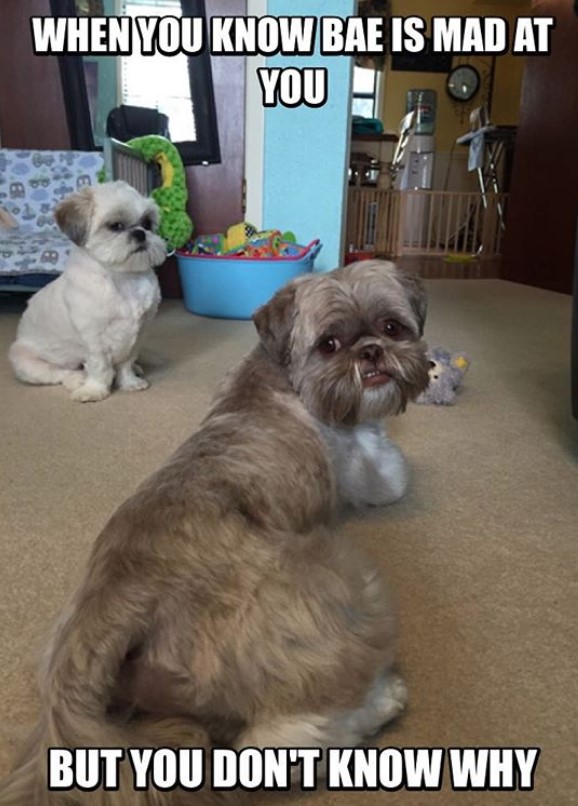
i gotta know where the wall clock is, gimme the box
[446,65,481,103]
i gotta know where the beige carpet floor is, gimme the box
[0,280,576,805]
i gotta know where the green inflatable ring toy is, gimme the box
[127,135,193,251]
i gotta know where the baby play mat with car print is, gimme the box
[0,149,104,277]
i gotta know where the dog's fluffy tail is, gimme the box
[0,569,224,805]
[0,718,227,806]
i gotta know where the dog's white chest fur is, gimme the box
[102,270,160,355]
[319,421,409,508]
[17,255,160,365]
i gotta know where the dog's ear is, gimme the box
[397,270,427,336]
[253,284,297,364]
[55,187,94,246]
[147,202,160,231]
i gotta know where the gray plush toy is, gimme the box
[415,347,471,405]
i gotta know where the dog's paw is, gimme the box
[61,370,86,391]
[119,375,150,392]
[70,383,111,403]
[376,674,408,724]
[361,673,408,740]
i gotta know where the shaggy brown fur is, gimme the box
[0,261,429,805]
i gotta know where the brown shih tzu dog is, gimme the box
[0,261,429,806]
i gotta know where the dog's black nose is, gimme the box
[132,228,146,244]
[359,343,383,362]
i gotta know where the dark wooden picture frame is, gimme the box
[391,38,453,74]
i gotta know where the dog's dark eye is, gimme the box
[318,336,341,355]
[108,222,125,233]
[141,216,153,231]
[429,360,436,368]
[382,320,405,340]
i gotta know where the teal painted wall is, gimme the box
[262,0,354,272]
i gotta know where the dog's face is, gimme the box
[254,260,430,425]
[55,181,166,272]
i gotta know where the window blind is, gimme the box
[120,0,197,142]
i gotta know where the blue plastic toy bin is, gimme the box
[176,240,322,320]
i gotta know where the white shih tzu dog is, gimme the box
[1,261,430,806]
[8,181,166,402]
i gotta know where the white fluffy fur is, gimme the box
[320,420,409,507]
[9,182,166,402]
